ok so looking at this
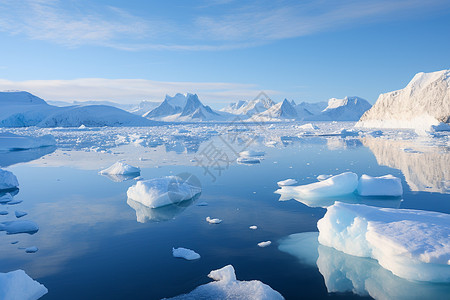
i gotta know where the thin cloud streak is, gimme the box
[0,78,280,105]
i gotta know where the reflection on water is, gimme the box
[362,137,449,193]
[279,232,450,300]
[0,146,56,168]
[100,173,140,182]
[126,197,196,223]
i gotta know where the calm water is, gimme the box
[1,125,449,299]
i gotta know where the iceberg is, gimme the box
[357,174,403,196]
[0,269,48,300]
[317,202,450,282]
[249,225,258,230]
[127,175,201,208]
[277,179,297,187]
[99,161,140,175]
[0,169,19,190]
[257,241,272,248]
[275,172,358,200]
[166,265,284,299]
[0,132,56,151]
[172,247,200,260]
[279,232,450,300]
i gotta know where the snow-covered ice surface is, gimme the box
[279,232,450,300]
[166,265,284,299]
[317,202,450,282]
[127,175,201,208]
[357,174,403,196]
[0,269,48,300]
[172,247,200,260]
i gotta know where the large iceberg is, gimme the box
[99,161,140,175]
[0,132,56,151]
[127,175,201,208]
[317,202,450,282]
[0,168,19,190]
[166,265,284,299]
[357,174,403,197]
[0,269,48,300]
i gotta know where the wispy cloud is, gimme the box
[0,78,279,105]
[0,0,448,50]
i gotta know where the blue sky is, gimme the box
[0,0,449,108]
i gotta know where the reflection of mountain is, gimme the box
[279,232,450,300]
[362,137,449,193]
[0,146,56,167]
[127,198,195,223]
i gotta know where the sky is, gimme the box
[0,0,449,108]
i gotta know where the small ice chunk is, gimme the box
[0,220,39,235]
[357,174,403,197]
[172,247,200,260]
[239,150,265,157]
[127,176,201,208]
[249,225,258,230]
[276,172,358,199]
[317,174,332,181]
[277,179,297,186]
[0,211,8,215]
[0,193,13,203]
[317,202,450,282]
[237,157,260,164]
[196,202,208,206]
[99,161,140,175]
[298,123,318,130]
[15,211,28,218]
[165,265,284,299]
[25,246,38,253]
[206,217,222,224]
[0,269,48,299]
[0,169,19,190]
[258,241,272,247]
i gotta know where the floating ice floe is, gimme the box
[14,211,27,218]
[206,217,222,224]
[99,161,140,175]
[127,176,201,209]
[166,265,284,299]
[357,174,403,197]
[258,241,272,248]
[0,220,39,235]
[25,246,38,253]
[317,202,450,282]
[0,193,13,203]
[0,132,56,151]
[249,225,258,230]
[0,169,19,190]
[239,150,265,157]
[279,232,450,300]
[275,172,358,200]
[277,179,297,187]
[237,157,261,164]
[0,269,48,300]
[172,247,200,260]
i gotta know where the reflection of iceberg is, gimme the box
[0,146,56,168]
[100,173,140,182]
[362,137,449,193]
[279,232,450,300]
[127,198,195,223]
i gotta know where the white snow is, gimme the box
[258,241,272,248]
[357,174,403,197]
[166,265,284,299]
[249,225,258,230]
[275,172,358,199]
[127,176,201,208]
[317,202,450,282]
[99,161,140,175]
[0,269,48,300]
[0,220,39,235]
[172,247,200,260]
[206,216,222,224]
[0,132,56,150]
[0,169,19,190]
[277,179,297,186]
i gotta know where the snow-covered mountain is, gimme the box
[356,70,450,130]
[295,101,327,115]
[251,99,299,121]
[143,93,224,121]
[0,91,156,127]
[308,96,372,121]
[128,100,161,116]
[220,98,275,117]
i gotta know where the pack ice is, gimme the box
[99,161,140,175]
[0,132,56,151]
[127,176,201,208]
[0,269,48,300]
[317,202,450,282]
[0,168,19,190]
[166,265,284,299]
